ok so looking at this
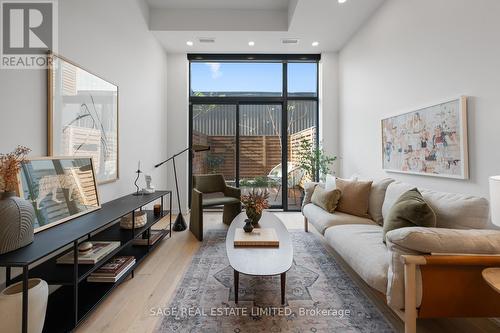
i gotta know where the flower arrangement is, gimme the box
[0,146,31,193]
[241,188,270,224]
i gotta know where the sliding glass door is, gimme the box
[239,104,283,207]
[191,104,237,186]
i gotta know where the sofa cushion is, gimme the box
[302,182,319,210]
[386,227,500,254]
[368,178,394,226]
[302,203,375,235]
[419,188,489,229]
[382,188,436,243]
[382,181,489,230]
[311,187,341,213]
[335,178,373,218]
[325,174,336,190]
[324,225,390,294]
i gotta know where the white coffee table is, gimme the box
[226,212,293,304]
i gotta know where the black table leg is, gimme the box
[281,272,286,305]
[22,265,28,333]
[6,267,11,286]
[234,270,239,304]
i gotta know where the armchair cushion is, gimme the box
[386,227,500,254]
[202,196,240,207]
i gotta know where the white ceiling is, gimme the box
[146,0,385,53]
[147,0,290,10]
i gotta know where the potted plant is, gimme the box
[241,188,270,226]
[0,146,35,254]
[296,139,337,202]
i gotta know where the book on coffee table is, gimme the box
[56,241,120,264]
[234,228,279,247]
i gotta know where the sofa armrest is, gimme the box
[224,185,241,199]
[301,181,319,211]
[386,227,500,255]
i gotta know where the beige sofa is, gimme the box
[302,179,500,333]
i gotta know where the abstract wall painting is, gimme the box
[19,157,100,233]
[381,96,468,179]
[48,54,119,184]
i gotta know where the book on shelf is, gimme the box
[56,241,120,265]
[88,256,135,283]
[132,229,165,246]
[234,228,279,247]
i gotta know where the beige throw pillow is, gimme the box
[311,186,342,213]
[335,178,373,218]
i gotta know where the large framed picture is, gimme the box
[19,157,100,233]
[48,53,119,184]
[381,96,468,179]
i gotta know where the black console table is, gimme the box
[0,191,172,333]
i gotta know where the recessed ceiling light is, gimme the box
[312,41,319,47]
[338,0,347,3]
[186,41,193,46]
[248,41,255,46]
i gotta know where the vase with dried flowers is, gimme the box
[241,189,270,226]
[0,146,35,254]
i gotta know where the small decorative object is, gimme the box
[0,146,35,254]
[241,188,270,226]
[153,204,162,217]
[48,53,119,184]
[133,161,143,196]
[142,174,155,194]
[19,157,100,233]
[120,211,147,229]
[78,241,93,254]
[0,278,48,333]
[382,96,468,179]
[243,219,254,233]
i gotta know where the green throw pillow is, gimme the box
[311,186,342,213]
[383,188,436,243]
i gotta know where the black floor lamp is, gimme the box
[155,144,210,231]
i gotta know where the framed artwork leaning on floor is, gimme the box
[381,96,468,179]
[48,53,119,184]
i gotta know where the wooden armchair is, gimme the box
[190,174,241,241]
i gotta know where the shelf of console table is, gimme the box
[0,191,172,333]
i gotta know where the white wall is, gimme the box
[338,0,500,198]
[319,53,340,175]
[0,0,168,202]
[165,53,189,213]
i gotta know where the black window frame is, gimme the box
[188,54,321,211]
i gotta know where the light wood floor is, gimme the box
[77,212,500,333]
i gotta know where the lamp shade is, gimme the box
[489,176,500,227]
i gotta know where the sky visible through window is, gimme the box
[190,62,317,96]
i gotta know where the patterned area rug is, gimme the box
[156,228,394,333]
